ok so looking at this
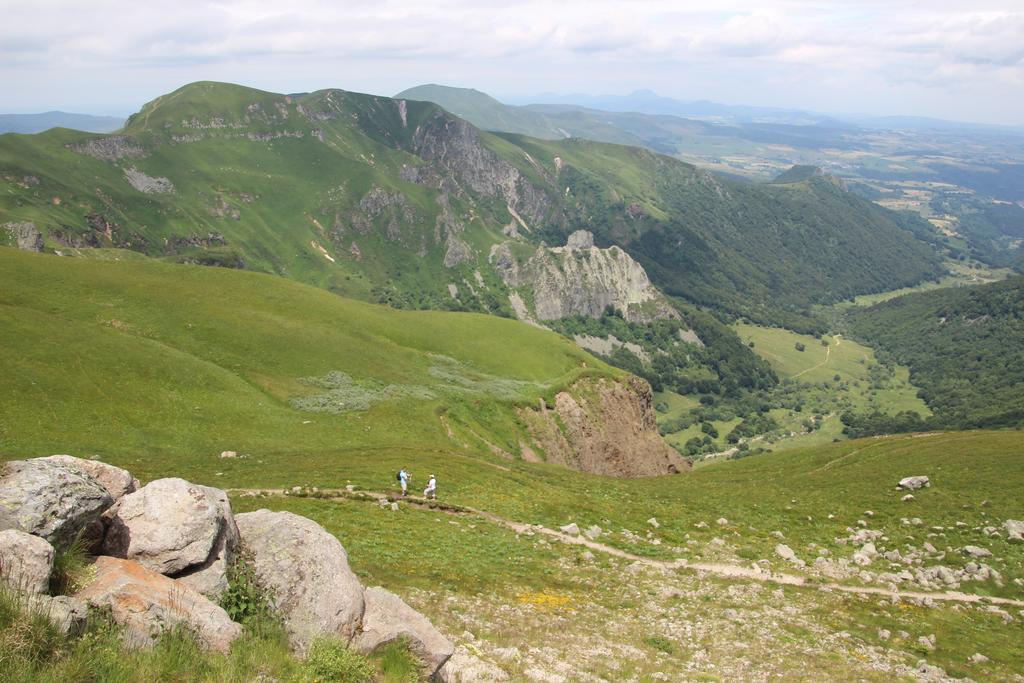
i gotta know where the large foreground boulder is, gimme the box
[34,455,139,500]
[0,528,55,594]
[235,509,364,652]
[75,556,241,652]
[102,478,238,599]
[0,459,113,551]
[355,586,454,679]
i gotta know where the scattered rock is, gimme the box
[580,551,595,562]
[0,459,113,552]
[716,517,729,526]
[584,525,602,540]
[901,494,914,502]
[33,455,138,500]
[236,509,364,652]
[775,544,798,563]
[390,502,400,512]
[917,634,936,651]
[771,530,785,539]
[219,451,237,459]
[961,545,992,558]
[438,647,510,682]
[0,528,55,594]
[102,478,238,598]
[878,629,891,641]
[355,586,454,678]
[75,556,241,652]
[647,518,660,528]
[898,476,930,491]
[969,652,990,664]
[559,523,580,536]
[1005,519,1024,542]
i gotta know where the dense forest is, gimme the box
[846,276,1024,431]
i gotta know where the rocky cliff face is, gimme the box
[491,230,678,323]
[518,375,689,478]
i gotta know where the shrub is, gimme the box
[298,638,374,683]
[220,547,275,628]
[794,342,806,352]
[643,634,676,654]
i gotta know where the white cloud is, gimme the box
[0,0,1021,124]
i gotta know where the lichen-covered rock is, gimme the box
[355,587,454,678]
[33,455,139,500]
[0,459,113,552]
[0,528,55,594]
[235,509,364,652]
[75,556,241,652]
[102,478,238,598]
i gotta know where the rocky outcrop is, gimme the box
[491,231,678,323]
[438,648,510,682]
[407,109,551,228]
[123,167,175,194]
[75,556,241,652]
[518,375,689,477]
[0,459,113,552]
[355,586,454,678]
[34,455,138,500]
[4,221,43,252]
[102,478,238,599]
[235,509,365,652]
[0,528,55,594]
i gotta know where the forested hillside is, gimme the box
[846,276,1024,430]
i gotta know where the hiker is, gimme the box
[398,468,409,496]
[424,474,437,500]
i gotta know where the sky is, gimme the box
[1,0,1022,125]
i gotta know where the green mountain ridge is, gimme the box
[1,80,944,333]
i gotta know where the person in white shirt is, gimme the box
[399,468,409,496]
[424,474,437,500]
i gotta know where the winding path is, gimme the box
[229,487,1024,609]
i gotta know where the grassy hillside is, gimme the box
[0,248,606,476]
[1,81,943,332]
[846,276,1024,430]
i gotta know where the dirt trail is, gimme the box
[229,487,1024,609]
[792,343,832,379]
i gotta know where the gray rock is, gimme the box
[565,230,595,250]
[0,528,54,594]
[0,459,113,551]
[33,455,138,500]
[962,545,992,558]
[559,523,580,536]
[901,494,915,502]
[24,593,89,635]
[235,509,364,652]
[438,647,510,682]
[716,517,729,526]
[1005,519,1024,542]
[583,525,602,540]
[4,221,43,252]
[355,586,454,678]
[75,556,241,652]
[969,652,990,664]
[102,478,238,598]
[775,544,796,562]
[647,517,660,528]
[898,476,930,490]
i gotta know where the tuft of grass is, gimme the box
[643,634,677,655]
[49,536,93,596]
[297,638,375,683]
[370,638,423,683]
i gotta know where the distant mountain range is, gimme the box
[0,111,124,134]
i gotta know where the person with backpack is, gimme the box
[397,468,409,496]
